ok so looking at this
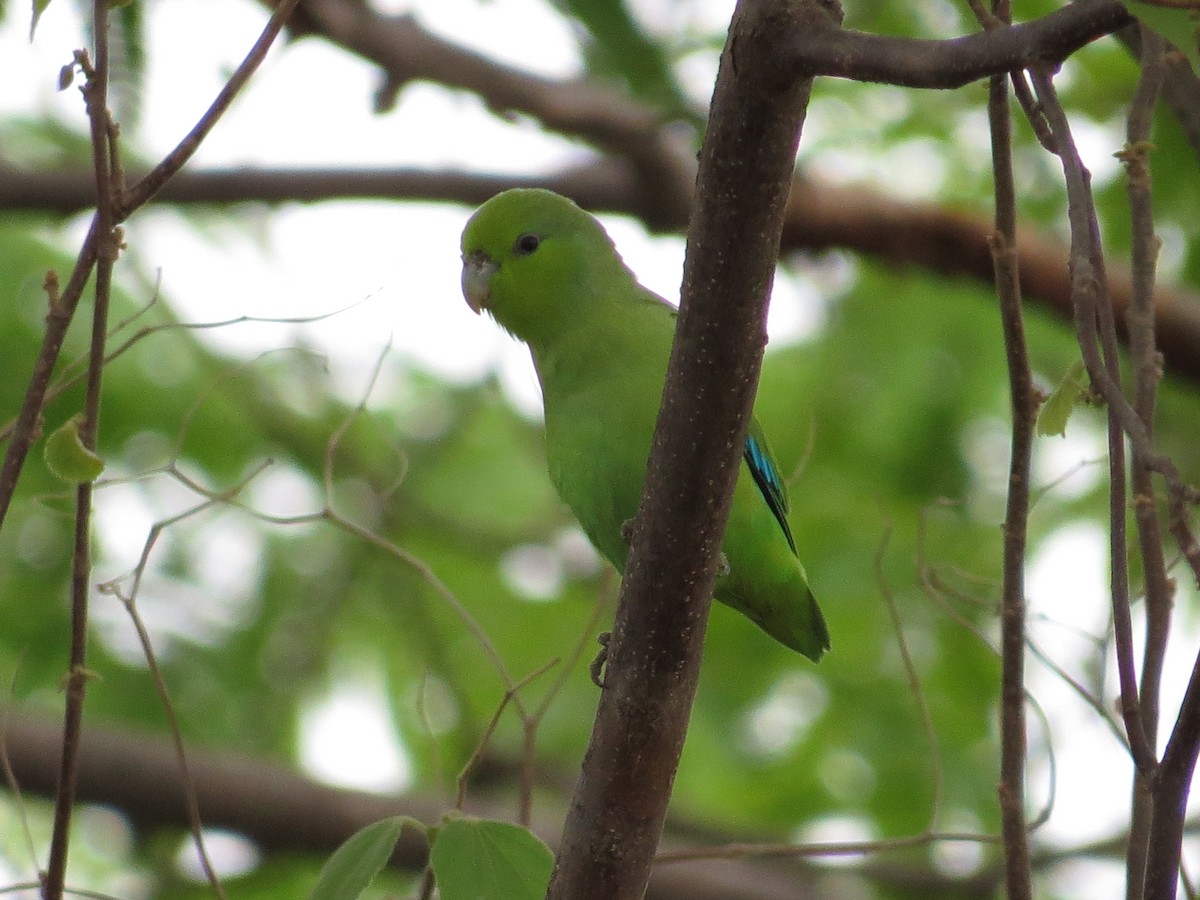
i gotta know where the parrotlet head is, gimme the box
[460,189,632,345]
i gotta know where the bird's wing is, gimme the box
[638,288,798,556]
[743,419,798,556]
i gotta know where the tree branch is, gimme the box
[280,0,693,228]
[546,1,837,897]
[984,4,1035,889]
[1119,22,1200,160]
[8,161,1200,392]
[1123,29,1172,899]
[0,0,302,534]
[785,0,1132,87]
[1030,64,1159,779]
[259,0,1142,226]
[42,5,119,893]
[6,710,1194,897]
[118,0,302,214]
[2,713,824,900]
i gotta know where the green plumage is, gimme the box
[460,189,829,662]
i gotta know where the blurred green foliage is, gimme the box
[2,1,1199,898]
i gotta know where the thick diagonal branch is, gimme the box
[545,1,838,897]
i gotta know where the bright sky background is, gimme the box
[3,0,1198,893]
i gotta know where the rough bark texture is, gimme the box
[544,2,840,898]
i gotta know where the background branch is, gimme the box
[786,0,1132,87]
[5,164,1200,389]
[7,710,1172,899]
[281,0,694,228]
[3,713,820,900]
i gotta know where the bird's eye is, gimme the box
[513,233,542,256]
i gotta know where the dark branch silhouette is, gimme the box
[3,713,823,900]
[786,0,1132,87]
[6,163,1200,390]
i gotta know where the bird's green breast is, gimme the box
[533,316,669,571]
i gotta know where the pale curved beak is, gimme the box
[461,251,498,314]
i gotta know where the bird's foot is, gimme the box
[620,518,635,547]
[717,551,730,577]
[589,632,611,689]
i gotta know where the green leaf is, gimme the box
[1037,359,1089,437]
[429,816,554,900]
[43,414,105,483]
[553,0,691,116]
[305,816,416,900]
[30,0,52,40]
[1121,1,1200,73]
[109,0,147,128]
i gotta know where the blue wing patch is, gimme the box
[744,432,798,555]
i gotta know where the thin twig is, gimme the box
[452,660,559,813]
[99,525,234,898]
[43,4,119,895]
[0,295,366,446]
[0,220,98,530]
[1031,61,1200,900]
[874,519,945,823]
[0,882,125,900]
[655,829,1001,863]
[521,572,614,826]
[1029,67,1159,778]
[119,0,302,214]
[312,342,531,708]
[1025,638,1128,749]
[986,14,1036,891]
[0,0,301,539]
[1122,27,1171,900]
[0,667,40,876]
[92,463,276,899]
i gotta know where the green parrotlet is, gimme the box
[460,188,828,662]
